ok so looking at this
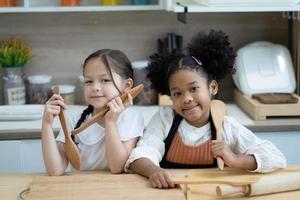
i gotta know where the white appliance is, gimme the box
[233,41,296,96]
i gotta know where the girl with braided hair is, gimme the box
[126,30,286,188]
[42,49,144,175]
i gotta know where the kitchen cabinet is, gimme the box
[0,139,45,173]
[1,105,300,173]
[167,0,300,12]
[0,132,299,173]
[0,139,72,173]
[0,140,22,173]
[256,131,300,164]
[21,139,45,173]
[0,0,163,13]
[1,0,299,13]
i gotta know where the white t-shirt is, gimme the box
[56,107,144,171]
[125,106,287,173]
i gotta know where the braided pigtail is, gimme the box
[72,105,94,142]
[74,105,94,129]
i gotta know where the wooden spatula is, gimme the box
[210,99,227,170]
[71,84,144,135]
[52,86,81,170]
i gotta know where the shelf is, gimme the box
[174,0,300,13]
[0,0,163,13]
[1,0,299,13]
[0,5,163,13]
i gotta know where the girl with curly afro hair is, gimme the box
[126,30,286,188]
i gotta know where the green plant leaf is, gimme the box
[0,37,31,68]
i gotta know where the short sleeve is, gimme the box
[118,108,144,141]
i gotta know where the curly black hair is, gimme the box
[147,30,236,96]
[146,50,184,95]
[187,30,236,81]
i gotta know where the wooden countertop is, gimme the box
[0,104,300,140]
[1,166,300,200]
[0,170,186,200]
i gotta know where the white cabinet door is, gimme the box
[21,139,72,173]
[0,140,22,173]
[256,131,300,164]
[0,139,72,173]
[21,139,46,173]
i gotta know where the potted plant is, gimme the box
[0,37,31,68]
[0,37,31,105]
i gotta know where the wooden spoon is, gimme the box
[71,84,144,135]
[210,99,227,170]
[52,85,81,170]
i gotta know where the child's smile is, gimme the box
[89,95,106,101]
[169,69,215,127]
[83,58,124,110]
[182,104,200,115]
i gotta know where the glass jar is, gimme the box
[27,75,52,104]
[101,0,120,6]
[53,84,75,105]
[132,0,149,5]
[2,67,26,105]
[61,0,80,6]
[77,75,86,105]
[0,0,17,7]
[132,60,158,105]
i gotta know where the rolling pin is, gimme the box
[216,173,300,197]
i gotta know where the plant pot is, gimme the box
[0,0,17,7]
[2,67,24,78]
[2,67,26,105]
[61,0,80,6]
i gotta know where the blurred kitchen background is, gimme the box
[1,0,300,174]
[0,0,299,105]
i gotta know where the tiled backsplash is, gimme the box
[0,11,288,104]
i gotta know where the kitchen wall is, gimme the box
[0,11,288,102]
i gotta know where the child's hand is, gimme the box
[105,93,133,122]
[211,140,237,167]
[43,94,66,124]
[149,168,175,189]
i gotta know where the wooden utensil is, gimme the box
[71,84,144,135]
[210,99,227,170]
[173,168,261,186]
[172,176,258,186]
[52,86,81,170]
[216,172,300,197]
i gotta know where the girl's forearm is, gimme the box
[41,121,68,175]
[105,121,129,173]
[130,158,161,178]
[232,154,257,171]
